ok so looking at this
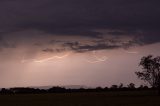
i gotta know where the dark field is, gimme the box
[0,91,160,106]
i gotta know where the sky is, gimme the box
[0,0,160,88]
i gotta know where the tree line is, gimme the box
[0,83,150,95]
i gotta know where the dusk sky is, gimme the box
[0,0,160,88]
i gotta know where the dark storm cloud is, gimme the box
[0,0,160,50]
[42,48,54,53]
[66,43,121,53]
[42,48,65,53]
[57,38,139,52]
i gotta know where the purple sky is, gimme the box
[0,0,160,88]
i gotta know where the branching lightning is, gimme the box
[34,53,70,63]
[21,52,70,63]
[21,49,139,64]
[86,51,108,63]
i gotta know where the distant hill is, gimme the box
[62,85,88,89]
[29,85,88,89]
[0,85,89,90]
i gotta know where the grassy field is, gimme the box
[0,91,160,106]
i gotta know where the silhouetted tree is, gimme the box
[0,88,13,94]
[104,87,109,91]
[138,85,148,90]
[48,86,66,93]
[110,85,118,90]
[135,55,160,95]
[119,83,124,89]
[127,83,135,89]
[95,87,103,92]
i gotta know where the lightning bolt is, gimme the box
[86,51,108,63]
[21,52,70,63]
[34,53,70,63]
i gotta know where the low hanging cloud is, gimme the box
[0,0,159,53]
[62,38,141,53]
[41,36,141,53]
[42,48,66,53]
